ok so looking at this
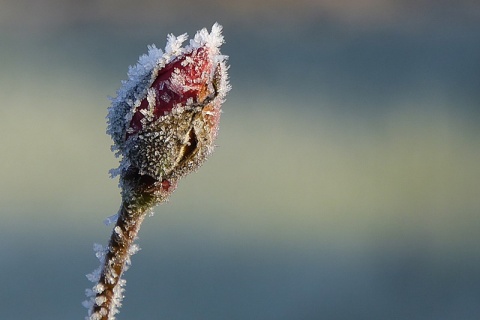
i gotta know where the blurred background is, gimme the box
[1,1,480,319]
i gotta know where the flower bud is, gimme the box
[107,23,230,205]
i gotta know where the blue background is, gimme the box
[0,1,479,319]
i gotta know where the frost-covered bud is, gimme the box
[107,23,230,205]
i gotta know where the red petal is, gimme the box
[128,47,212,138]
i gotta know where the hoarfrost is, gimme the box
[88,23,230,320]
[103,212,119,226]
[128,243,141,256]
[160,92,171,103]
[93,243,106,260]
[114,226,123,238]
[95,295,107,306]
[82,298,94,310]
[164,33,188,59]
[85,288,95,298]
[86,266,102,283]
[93,283,105,294]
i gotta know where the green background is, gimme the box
[1,1,479,319]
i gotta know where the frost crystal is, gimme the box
[103,213,119,226]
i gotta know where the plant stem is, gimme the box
[89,170,172,320]
[91,202,146,319]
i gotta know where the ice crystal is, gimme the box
[86,266,102,283]
[103,213,119,226]
[93,243,107,260]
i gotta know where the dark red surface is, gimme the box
[127,47,211,139]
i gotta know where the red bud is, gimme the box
[106,23,230,204]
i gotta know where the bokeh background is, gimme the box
[1,1,480,319]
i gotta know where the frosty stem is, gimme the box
[86,24,229,320]
[91,171,172,319]
[91,203,145,319]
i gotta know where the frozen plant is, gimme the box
[83,23,230,320]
